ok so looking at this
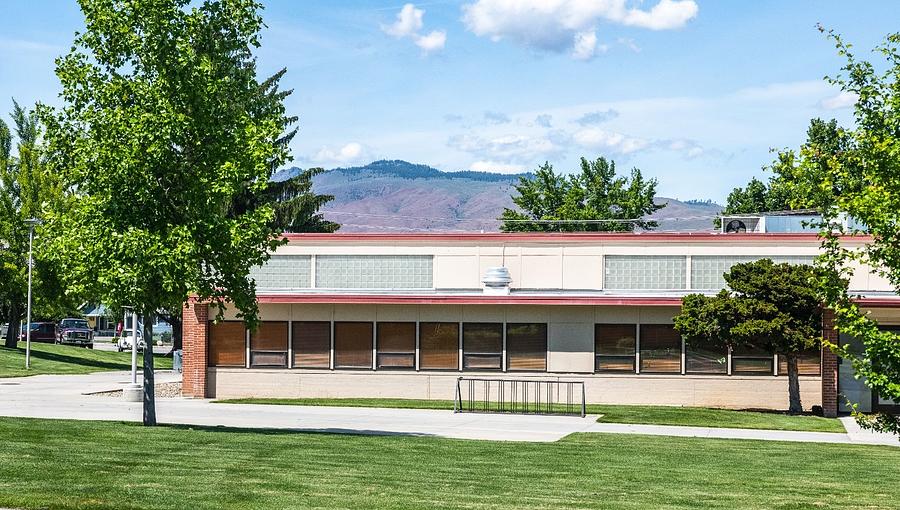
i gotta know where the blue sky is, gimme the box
[1,1,897,201]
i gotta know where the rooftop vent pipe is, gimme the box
[482,266,512,296]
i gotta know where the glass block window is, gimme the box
[249,255,311,290]
[316,255,433,289]
[691,256,815,290]
[604,256,686,290]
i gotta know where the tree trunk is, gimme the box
[5,302,21,348]
[786,353,802,415]
[143,311,157,426]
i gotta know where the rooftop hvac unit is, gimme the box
[721,216,762,233]
[482,267,512,295]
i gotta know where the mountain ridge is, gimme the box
[274,160,723,232]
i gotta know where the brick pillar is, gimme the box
[821,309,839,418]
[182,300,209,398]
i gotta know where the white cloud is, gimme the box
[819,91,858,110]
[470,161,525,173]
[382,3,446,55]
[461,0,697,59]
[572,30,601,61]
[617,37,641,53]
[448,133,561,163]
[573,128,650,155]
[620,0,699,30]
[383,4,423,38]
[313,142,371,166]
[415,30,447,52]
[575,109,620,125]
[484,110,511,124]
[534,114,553,128]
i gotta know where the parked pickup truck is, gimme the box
[57,318,94,348]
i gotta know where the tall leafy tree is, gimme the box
[500,156,664,232]
[0,102,74,348]
[39,0,294,425]
[717,119,850,228]
[674,260,822,414]
[781,28,900,434]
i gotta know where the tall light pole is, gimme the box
[24,218,42,370]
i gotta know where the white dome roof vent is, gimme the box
[482,266,512,295]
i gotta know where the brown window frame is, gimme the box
[462,322,503,371]
[333,321,374,369]
[249,321,289,368]
[639,324,682,374]
[292,321,331,369]
[376,322,416,370]
[207,320,246,368]
[595,324,637,373]
[731,345,774,375]
[418,322,460,371]
[505,323,548,372]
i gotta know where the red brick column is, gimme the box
[182,300,209,398]
[821,309,840,418]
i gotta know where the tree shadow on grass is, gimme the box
[5,346,169,372]
[159,422,438,439]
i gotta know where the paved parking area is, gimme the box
[0,371,896,445]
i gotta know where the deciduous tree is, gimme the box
[39,0,294,425]
[500,157,664,232]
[784,28,900,434]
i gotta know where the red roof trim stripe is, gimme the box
[255,293,900,308]
[256,294,684,306]
[280,232,873,243]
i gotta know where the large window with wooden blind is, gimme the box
[639,324,682,373]
[419,322,459,370]
[462,323,502,370]
[777,350,821,376]
[686,345,728,374]
[334,322,373,369]
[506,323,547,371]
[595,324,636,372]
[250,321,288,368]
[376,322,415,369]
[731,345,773,375]
[208,321,246,367]
[293,321,330,369]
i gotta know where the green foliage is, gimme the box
[499,157,664,232]
[715,118,849,227]
[38,0,293,329]
[674,260,822,413]
[233,167,338,233]
[787,28,900,434]
[0,102,78,346]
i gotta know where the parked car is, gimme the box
[117,330,146,352]
[19,322,57,343]
[57,318,94,348]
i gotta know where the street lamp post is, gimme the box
[122,306,142,402]
[24,218,42,370]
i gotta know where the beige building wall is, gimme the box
[272,236,890,292]
[208,368,822,411]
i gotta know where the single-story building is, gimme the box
[181,232,900,418]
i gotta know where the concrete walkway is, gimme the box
[0,371,897,445]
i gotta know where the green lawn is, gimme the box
[0,341,172,378]
[0,417,896,509]
[217,397,846,433]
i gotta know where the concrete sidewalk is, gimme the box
[0,371,897,445]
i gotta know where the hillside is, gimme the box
[274,160,723,232]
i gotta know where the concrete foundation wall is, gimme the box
[208,368,822,411]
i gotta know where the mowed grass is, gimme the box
[0,341,172,378]
[0,417,896,510]
[217,397,846,433]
